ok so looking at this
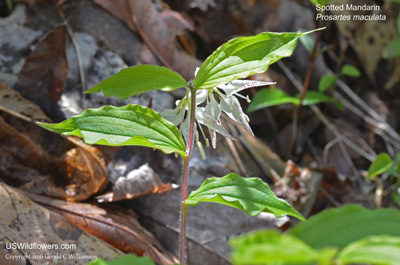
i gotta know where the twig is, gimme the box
[333,91,400,151]
[56,5,87,108]
[320,186,342,207]
[277,61,365,186]
[224,137,249,177]
[335,77,400,143]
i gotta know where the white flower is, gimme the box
[161,69,274,159]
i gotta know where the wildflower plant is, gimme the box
[40,29,322,264]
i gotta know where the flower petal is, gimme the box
[220,95,254,136]
[217,80,275,95]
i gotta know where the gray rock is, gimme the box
[66,32,98,90]
[0,5,42,87]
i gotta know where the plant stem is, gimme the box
[288,18,323,158]
[180,85,196,265]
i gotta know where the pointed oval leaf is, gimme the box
[247,88,299,113]
[40,105,186,157]
[230,230,337,265]
[318,74,337,92]
[337,235,400,265]
[341,65,361,77]
[194,29,323,89]
[85,65,188,99]
[367,153,394,178]
[296,91,335,106]
[287,204,400,249]
[185,173,305,220]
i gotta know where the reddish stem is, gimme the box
[179,86,196,264]
[288,19,323,158]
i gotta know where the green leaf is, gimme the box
[341,65,361,77]
[85,65,188,99]
[194,29,324,90]
[397,153,400,174]
[296,91,335,106]
[318,74,337,92]
[185,173,305,220]
[230,230,337,265]
[337,235,400,265]
[287,204,400,249]
[387,38,400,58]
[383,37,400,59]
[309,0,332,6]
[40,105,187,157]
[87,254,156,265]
[247,88,299,112]
[367,153,394,178]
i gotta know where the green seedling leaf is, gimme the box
[301,90,344,110]
[383,37,400,59]
[85,65,188,99]
[341,65,361,77]
[88,254,156,265]
[297,91,335,106]
[185,173,305,220]
[318,74,337,92]
[367,153,394,178]
[230,230,337,265]
[194,29,324,90]
[40,105,187,157]
[337,235,400,265]
[247,88,299,112]
[397,153,400,174]
[288,204,400,249]
[309,0,332,6]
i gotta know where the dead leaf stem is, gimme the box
[56,4,87,108]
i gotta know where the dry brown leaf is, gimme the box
[130,0,201,80]
[96,164,177,203]
[93,0,136,32]
[129,0,188,65]
[0,107,108,202]
[0,82,51,122]
[14,24,68,119]
[24,191,178,265]
[0,182,122,265]
[94,0,201,80]
[186,0,280,48]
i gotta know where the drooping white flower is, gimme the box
[161,68,274,159]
